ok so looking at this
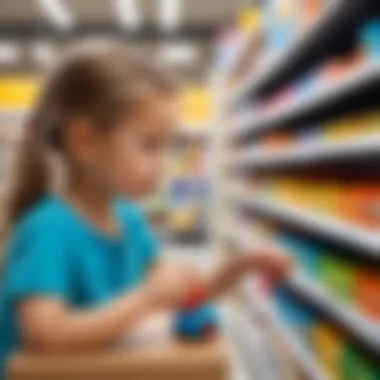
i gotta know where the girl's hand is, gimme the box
[244,247,294,282]
[143,262,199,310]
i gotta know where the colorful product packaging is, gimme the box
[300,0,326,29]
[312,323,345,380]
[342,345,380,380]
[322,50,364,83]
[276,234,321,279]
[262,131,294,150]
[338,183,380,231]
[319,254,356,304]
[360,19,380,62]
[357,266,380,321]
[263,0,301,56]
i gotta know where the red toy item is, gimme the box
[182,283,210,310]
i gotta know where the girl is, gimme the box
[0,41,291,378]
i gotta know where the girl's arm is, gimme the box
[18,262,193,353]
[204,249,292,300]
[19,288,153,353]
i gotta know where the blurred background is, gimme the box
[2,0,380,379]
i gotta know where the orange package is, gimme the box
[301,0,324,29]
[338,183,380,231]
[262,131,294,150]
[323,50,365,83]
[357,267,380,321]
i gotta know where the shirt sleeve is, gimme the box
[6,222,71,303]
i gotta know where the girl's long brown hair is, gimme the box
[1,40,176,243]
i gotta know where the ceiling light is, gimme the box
[159,0,182,31]
[38,0,73,30]
[31,41,56,66]
[159,42,199,65]
[0,42,20,64]
[115,0,141,30]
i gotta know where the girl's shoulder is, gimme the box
[15,195,71,236]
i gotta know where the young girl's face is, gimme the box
[74,92,179,199]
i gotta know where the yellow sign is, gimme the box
[181,86,212,127]
[0,77,212,129]
[0,77,40,109]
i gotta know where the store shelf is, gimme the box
[231,224,380,355]
[231,309,277,380]
[176,126,211,139]
[232,63,380,144]
[244,281,327,380]
[229,191,380,258]
[231,135,380,170]
[289,271,380,354]
[228,0,376,107]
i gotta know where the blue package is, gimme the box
[361,19,380,61]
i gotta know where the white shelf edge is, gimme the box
[244,281,327,380]
[290,272,380,353]
[231,136,380,168]
[229,191,380,257]
[232,63,380,139]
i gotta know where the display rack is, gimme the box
[289,272,380,353]
[231,136,380,170]
[217,0,380,378]
[228,0,379,105]
[232,63,380,144]
[244,281,327,380]
[227,220,327,380]
[229,190,380,258]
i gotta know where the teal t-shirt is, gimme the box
[0,195,159,379]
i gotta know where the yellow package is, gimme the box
[312,323,344,379]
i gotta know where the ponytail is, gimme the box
[10,122,49,223]
[1,111,50,243]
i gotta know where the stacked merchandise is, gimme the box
[144,131,211,244]
[273,287,380,380]
[219,0,380,378]
[248,174,380,233]
[167,135,210,244]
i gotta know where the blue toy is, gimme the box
[174,285,218,340]
[175,303,218,340]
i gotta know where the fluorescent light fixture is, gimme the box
[159,0,182,31]
[38,0,73,30]
[31,41,56,66]
[115,0,141,30]
[0,42,20,64]
[159,42,199,65]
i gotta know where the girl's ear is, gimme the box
[65,117,98,164]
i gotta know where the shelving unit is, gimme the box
[230,224,380,361]
[216,0,380,378]
[232,63,380,144]
[244,281,327,380]
[289,272,380,354]
[229,190,380,258]
[229,0,380,106]
[231,136,380,170]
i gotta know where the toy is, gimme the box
[174,285,218,340]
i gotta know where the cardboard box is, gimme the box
[7,339,228,380]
